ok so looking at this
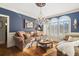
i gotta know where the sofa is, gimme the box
[13,31,42,51]
[14,31,31,51]
[56,33,79,56]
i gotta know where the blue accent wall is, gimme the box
[0,7,36,32]
[66,12,79,32]
[49,12,79,32]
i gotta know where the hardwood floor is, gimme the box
[0,44,26,56]
[0,44,70,56]
[0,44,46,56]
[0,44,79,56]
[23,46,46,56]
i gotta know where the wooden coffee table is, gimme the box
[39,41,53,48]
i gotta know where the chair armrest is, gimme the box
[13,36,25,50]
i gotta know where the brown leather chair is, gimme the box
[14,31,29,51]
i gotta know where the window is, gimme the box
[49,18,58,37]
[43,21,50,35]
[59,16,71,36]
[43,16,71,40]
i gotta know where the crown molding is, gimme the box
[46,8,79,19]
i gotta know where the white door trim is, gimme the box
[0,14,9,46]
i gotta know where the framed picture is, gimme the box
[73,19,78,29]
[24,20,33,28]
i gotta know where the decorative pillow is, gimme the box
[23,34,27,39]
[16,31,26,39]
[17,32,24,37]
[68,36,72,42]
[26,33,31,39]
[64,35,69,41]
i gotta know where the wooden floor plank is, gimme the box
[0,44,46,56]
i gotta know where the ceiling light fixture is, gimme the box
[35,3,46,23]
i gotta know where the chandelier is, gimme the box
[35,3,46,22]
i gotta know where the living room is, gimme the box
[0,3,79,56]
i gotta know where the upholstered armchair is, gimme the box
[14,31,30,51]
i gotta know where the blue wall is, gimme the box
[49,12,79,32]
[66,12,79,32]
[1,7,79,32]
[0,7,36,32]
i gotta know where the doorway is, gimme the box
[0,14,9,46]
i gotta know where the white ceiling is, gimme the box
[0,3,79,19]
